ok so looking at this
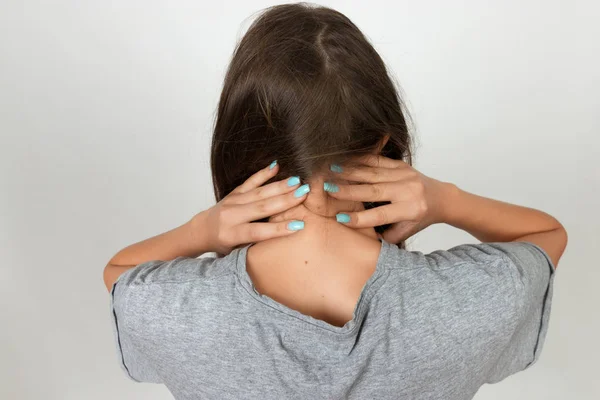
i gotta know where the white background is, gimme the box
[1,1,598,399]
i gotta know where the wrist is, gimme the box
[435,181,461,225]
[188,210,213,254]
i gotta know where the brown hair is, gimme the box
[210,2,414,246]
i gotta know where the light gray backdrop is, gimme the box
[0,1,598,399]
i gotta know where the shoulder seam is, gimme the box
[117,256,233,288]
[120,269,234,288]
[387,257,507,271]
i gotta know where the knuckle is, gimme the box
[419,200,429,216]
[392,159,406,168]
[344,187,356,202]
[371,184,383,200]
[221,195,233,205]
[219,204,233,221]
[405,169,420,180]
[248,227,262,242]
[375,207,388,225]
[256,199,268,214]
[271,209,287,222]
[349,213,358,226]
[367,168,379,181]
[254,186,265,198]
[278,222,287,234]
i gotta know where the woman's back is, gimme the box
[110,235,555,399]
[245,216,383,328]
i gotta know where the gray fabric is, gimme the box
[109,238,556,399]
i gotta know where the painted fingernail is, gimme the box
[336,213,351,223]
[287,176,300,186]
[269,160,278,169]
[287,220,305,231]
[323,182,339,193]
[330,164,343,173]
[294,183,310,197]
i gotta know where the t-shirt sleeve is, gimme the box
[429,240,557,384]
[483,241,556,384]
[109,260,166,383]
[109,255,222,383]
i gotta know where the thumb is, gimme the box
[382,221,417,245]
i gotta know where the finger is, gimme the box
[237,220,306,243]
[233,184,310,222]
[230,175,301,205]
[335,203,416,229]
[325,182,395,202]
[269,204,305,223]
[330,164,412,184]
[382,221,420,244]
[233,160,279,194]
[344,154,408,169]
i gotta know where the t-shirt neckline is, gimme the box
[234,237,392,336]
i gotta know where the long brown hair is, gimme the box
[210,2,414,247]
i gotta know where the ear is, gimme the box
[373,134,391,154]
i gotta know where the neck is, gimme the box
[268,173,379,241]
[248,173,384,289]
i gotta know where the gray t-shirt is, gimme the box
[109,238,556,399]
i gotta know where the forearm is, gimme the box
[108,212,210,266]
[440,183,564,243]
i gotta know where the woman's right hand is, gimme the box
[325,154,456,244]
[193,161,310,256]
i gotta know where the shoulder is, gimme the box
[422,241,556,300]
[110,253,238,330]
[115,254,233,290]
[389,241,554,274]
[424,241,547,268]
[384,241,555,307]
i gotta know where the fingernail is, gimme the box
[323,182,339,193]
[336,213,351,223]
[330,164,343,173]
[294,183,310,197]
[287,220,305,231]
[287,176,300,186]
[269,160,278,169]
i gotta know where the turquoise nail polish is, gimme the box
[294,183,310,198]
[336,213,351,223]
[323,182,339,193]
[287,220,305,231]
[269,160,278,169]
[287,176,300,186]
[330,164,343,173]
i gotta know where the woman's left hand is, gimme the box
[191,161,310,255]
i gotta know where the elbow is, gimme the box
[103,264,113,293]
[103,262,136,292]
[550,225,569,270]
[558,224,568,253]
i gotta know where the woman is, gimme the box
[104,3,567,399]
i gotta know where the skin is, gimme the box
[104,137,567,326]
[102,139,388,293]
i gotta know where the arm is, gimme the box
[103,160,313,292]
[103,213,210,292]
[440,183,568,268]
